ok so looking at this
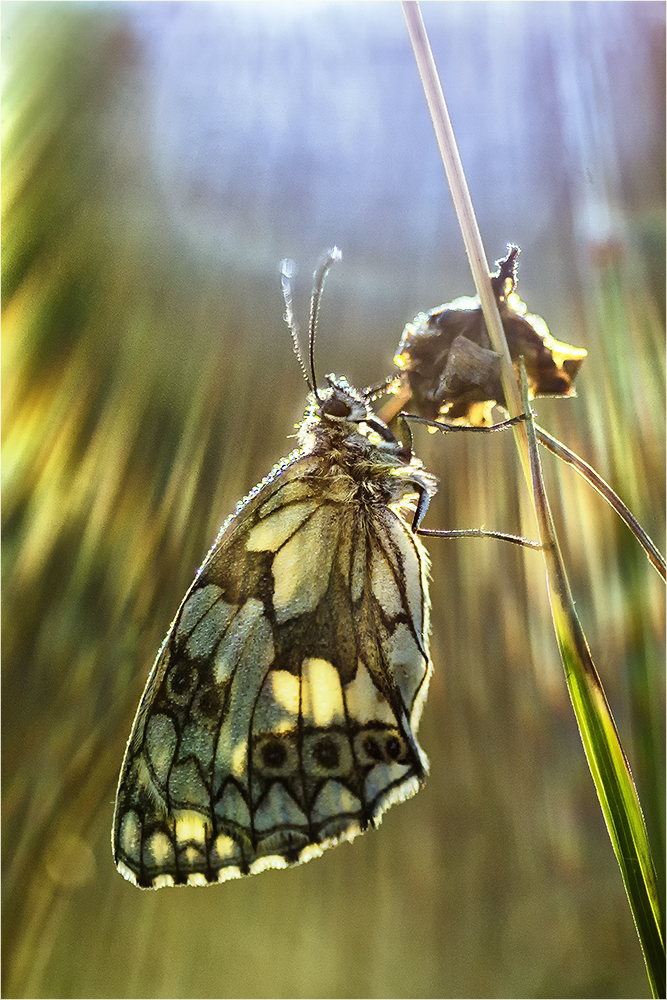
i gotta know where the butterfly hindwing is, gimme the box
[113,440,434,887]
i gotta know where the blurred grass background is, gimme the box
[2,2,664,997]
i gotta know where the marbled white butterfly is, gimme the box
[113,249,437,888]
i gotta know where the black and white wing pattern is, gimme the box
[113,376,437,887]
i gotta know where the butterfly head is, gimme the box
[315,375,371,423]
[301,373,398,447]
[281,250,412,462]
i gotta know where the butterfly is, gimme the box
[112,248,438,888]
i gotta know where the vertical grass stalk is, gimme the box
[401,2,665,993]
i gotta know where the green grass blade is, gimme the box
[521,365,665,998]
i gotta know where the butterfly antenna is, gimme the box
[280,258,312,391]
[308,247,342,402]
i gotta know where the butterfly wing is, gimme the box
[113,455,432,888]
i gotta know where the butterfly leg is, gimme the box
[401,412,527,435]
[399,412,540,549]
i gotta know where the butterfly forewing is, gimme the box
[113,378,436,888]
